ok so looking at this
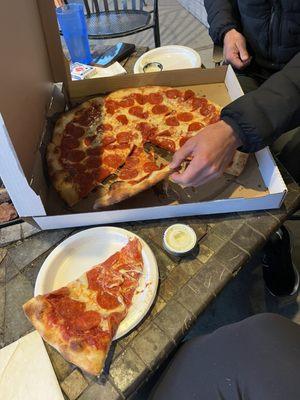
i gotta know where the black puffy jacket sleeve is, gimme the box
[221,52,300,153]
[204,0,240,45]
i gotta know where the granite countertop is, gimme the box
[0,165,299,399]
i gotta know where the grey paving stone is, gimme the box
[197,244,214,264]
[3,254,19,282]
[148,296,166,319]
[200,233,226,253]
[9,229,71,270]
[176,283,210,317]
[189,257,232,297]
[148,240,176,280]
[0,248,7,283]
[0,284,5,336]
[167,264,190,288]
[78,380,122,400]
[0,224,22,247]
[20,221,41,239]
[131,322,174,370]
[61,370,88,400]
[215,241,250,274]
[187,276,215,307]
[110,347,149,396]
[22,251,50,287]
[179,258,203,277]
[154,299,193,342]
[211,216,244,240]
[238,211,280,239]
[4,273,33,344]
[231,224,265,255]
[45,343,74,382]
[267,207,288,223]
[158,278,178,302]
[283,190,300,215]
[111,342,125,362]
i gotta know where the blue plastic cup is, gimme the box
[56,3,92,64]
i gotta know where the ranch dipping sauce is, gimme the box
[163,224,197,256]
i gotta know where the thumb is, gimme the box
[237,42,249,61]
[169,144,193,169]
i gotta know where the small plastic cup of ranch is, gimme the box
[163,224,197,257]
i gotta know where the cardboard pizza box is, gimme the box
[0,1,287,230]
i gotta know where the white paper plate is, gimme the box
[134,45,201,73]
[34,227,158,340]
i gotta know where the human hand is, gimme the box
[169,120,242,187]
[223,29,251,69]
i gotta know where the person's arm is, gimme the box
[170,52,300,186]
[204,0,240,45]
[222,52,300,152]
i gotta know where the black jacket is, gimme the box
[204,0,300,152]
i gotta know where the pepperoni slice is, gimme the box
[74,107,97,126]
[105,100,118,115]
[157,129,172,137]
[61,136,80,150]
[154,138,176,152]
[184,89,195,101]
[179,136,192,147]
[119,98,134,108]
[97,167,111,182]
[125,156,140,168]
[84,135,96,146]
[136,122,151,132]
[129,106,148,119]
[116,131,136,144]
[129,105,143,116]
[166,89,181,99]
[209,114,220,124]
[200,103,216,116]
[188,122,204,132]
[75,174,95,197]
[65,123,85,138]
[97,123,113,132]
[134,93,148,105]
[46,287,70,301]
[73,311,101,331]
[97,291,121,310]
[192,97,208,110]
[165,116,179,126]
[148,92,163,104]
[101,135,116,146]
[102,154,123,169]
[152,104,169,115]
[119,168,139,180]
[64,150,86,162]
[87,146,104,156]
[116,114,129,125]
[177,112,193,122]
[85,156,100,169]
[143,162,159,173]
[54,297,85,319]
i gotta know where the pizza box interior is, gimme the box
[0,1,287,230]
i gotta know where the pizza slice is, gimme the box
[93,146,170,209]
[23,238,144,376]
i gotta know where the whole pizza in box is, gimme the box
[47,86,248,208]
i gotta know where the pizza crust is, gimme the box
[94,165,172,209]
[23,297,106,375]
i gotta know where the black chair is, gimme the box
[65,0,160,47]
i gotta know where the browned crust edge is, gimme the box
[23,297,106,376]
[93,165,172,209]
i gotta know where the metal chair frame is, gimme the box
[65,0,160,47]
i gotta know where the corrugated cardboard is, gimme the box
[0,1,287,229]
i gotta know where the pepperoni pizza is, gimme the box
[47,86,248,208]
[23,238,144,376]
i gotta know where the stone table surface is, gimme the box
[0,166,299,399]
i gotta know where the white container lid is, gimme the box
[163,224,197,256]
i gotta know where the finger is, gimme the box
[236,42,250,62]
[227,54,244,69]
[169,143,193,169]
[188,170,222,188]
[170,158,205,185]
